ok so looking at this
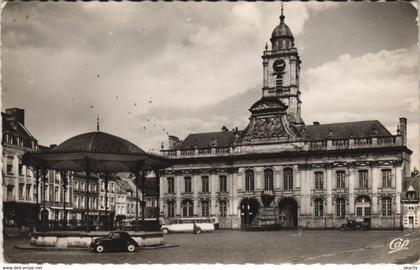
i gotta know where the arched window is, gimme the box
[219,200,227,217]
[167,201,175,218]
[283,168,293,190]
[245,169,254,191]
[314,198,323,217]
[264,169,274,190]
[336,198,345,217]
[201,200,210,217]
[382,197,392,216]
[182,199,193,217]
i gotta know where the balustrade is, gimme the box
[160,135,401,157]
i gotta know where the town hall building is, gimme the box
[159,11,412,229]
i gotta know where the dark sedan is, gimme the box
[89,231,139,253]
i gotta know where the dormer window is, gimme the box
[407,191,415,200]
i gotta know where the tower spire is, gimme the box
[97,114,100,131]
[280,2,285,22]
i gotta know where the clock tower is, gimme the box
[242,8,305,144]
[262,7,304,127]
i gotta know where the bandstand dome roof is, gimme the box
[52,131,146,155]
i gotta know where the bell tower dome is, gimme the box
[261,5,304,129]
[270,7,295,51]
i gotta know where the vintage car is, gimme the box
[340,219,369,231]
[89,231,139,253]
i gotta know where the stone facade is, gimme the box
[159,13,412,230]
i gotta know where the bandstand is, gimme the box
[22,128,170,248]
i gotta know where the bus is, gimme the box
[161,217,216,234]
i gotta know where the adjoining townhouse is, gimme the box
[41,170,73,227]
[98,175,134,225]
[70,172,99,226]
[2,108,40,229]
[402,170,420,229]
[121,176,141,220]
[159,13,412,230]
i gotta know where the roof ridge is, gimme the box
[186,130,237,136]
[16,122,36,140]
[307,120,380,127]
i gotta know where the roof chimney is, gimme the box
[5,108,25,126]
[399,117,407,146]
[313,121,320,126]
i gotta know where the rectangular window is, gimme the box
[168,202,175,218]
[201,201,210,217]
[7,186,14,201]
[18,184,24,200]
[55,186,59,202]
[184,177,192,193]
[336,199,345,217]
[314,172,324,190]
[219,175,227,192]
[7,164,13,175]
[18,164,24,176]
[382,199,392,216]
[26,185,31,201]
[336,171,345,189]
[219,201,227,217]
[202,176,209,193]
[358,170,369,188]
[382,169,392,188]
[314,199,323,217]
[100,196,104,208]
[365,207,371,217]
[33,187,37,202]
[167,177,175,194]
[356,207,363,216]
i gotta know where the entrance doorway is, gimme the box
[355,195,371,228]
[240,198,260,228]
[278,197,298,228]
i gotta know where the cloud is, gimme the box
[2,2,417,169]
[302,46,419,168]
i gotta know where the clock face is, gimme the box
[273,59,286,72]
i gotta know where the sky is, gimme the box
[2,2,418,169]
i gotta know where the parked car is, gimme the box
[340,219,369,231]
[161,217,215,234]
[89,231,139,253]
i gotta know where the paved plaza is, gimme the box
[3,230,420,264]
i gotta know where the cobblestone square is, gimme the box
[4,230,420,264]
